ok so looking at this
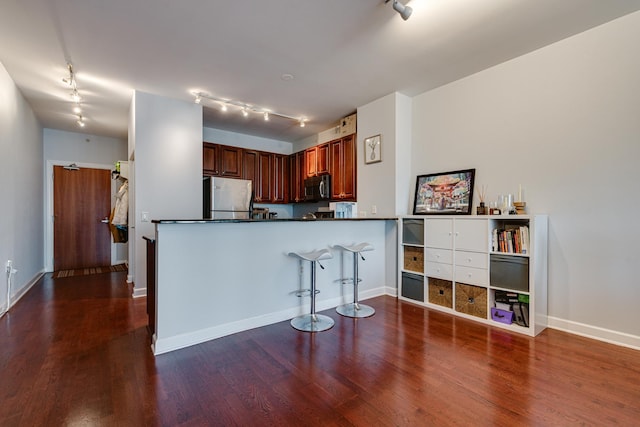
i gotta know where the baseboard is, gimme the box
[153,286,387,355]
[0,270,43,318]
[126,274,134,284]
[132,285,146,298]
[383,285,397,297]
[547,316,640,351]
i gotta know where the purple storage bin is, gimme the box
[491,307,514,324]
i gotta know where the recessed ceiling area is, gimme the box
[1,0,639,142]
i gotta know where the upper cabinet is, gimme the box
[289,151,305,203]
[219,146,242,178]
[203,143,242,178]
[203,143,220,176]
[329,135,356,201]
[305,143,329,178]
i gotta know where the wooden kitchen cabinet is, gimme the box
[329,134,356,201]
[289,151,305,202]
[271,154,289,203]
[256,152,272,202]
[304,143,329,178]
[203,143,220,176]
[305,147,317,177]
[219,145,242,178]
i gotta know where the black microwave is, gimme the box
[304,175,331,201]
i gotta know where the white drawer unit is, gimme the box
[455,265,488,286]
[425,248,453,264]
[398,215,548,337]
[425,261,453,280]
[455,250,487,269]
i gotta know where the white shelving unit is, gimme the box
[398,215,548,336]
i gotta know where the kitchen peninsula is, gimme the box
[150,217,396,355]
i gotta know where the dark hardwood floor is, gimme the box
[1,272,638,426]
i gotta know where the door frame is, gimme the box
[45,160,119,272]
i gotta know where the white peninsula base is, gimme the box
[152,218,396,355]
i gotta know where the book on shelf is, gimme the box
[492,226,529,254]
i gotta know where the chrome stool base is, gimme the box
[290,313,335,332]
[334,242,376,319]
[336,302,375,318]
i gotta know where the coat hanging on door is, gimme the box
[110,179,128,243]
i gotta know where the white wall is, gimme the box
[43,129,128,269]
[130,91,203,296]
[0,61,43,314]
[203,127,293,155]
[411,12,640,345]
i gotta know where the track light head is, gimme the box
[387,0,412,21]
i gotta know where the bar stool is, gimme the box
[288,248,334,332]
[334,242,375,318]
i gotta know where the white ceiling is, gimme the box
[2,0,640,142]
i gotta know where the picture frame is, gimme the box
[413,168,476,215]
[364,134,382,164]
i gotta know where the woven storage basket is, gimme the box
[428,277,453,308]
[403,246,424,273]
[455,283,488,319]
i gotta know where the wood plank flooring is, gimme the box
[1,272,638,426]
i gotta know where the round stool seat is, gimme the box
[334,242,374,254]
[288,248,333,262]
[334,242,375,318]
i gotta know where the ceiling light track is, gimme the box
[63,62,87,128]
[192,91,308,127]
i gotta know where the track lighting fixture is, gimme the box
[386,0,412,21]
[63,62,89,128]
[192,91,308,127]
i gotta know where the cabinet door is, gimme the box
[317,143,330,175]
[329,140,342,199]
[305,147,317,177]
[425,218,453,249]
[256,152,272,202]
[242,150,259,195]
[219,146,242,178]
[340,135,356,200]
[289,151,305,203]
[271,154,289,203]
[455,219,488,252]
[329,136,356,201]
[203,143,219,176]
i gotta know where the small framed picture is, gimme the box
[364,134,382,164]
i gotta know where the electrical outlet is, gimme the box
[6,260,12,273]
[371,205,377,215]
[141,212,150,222]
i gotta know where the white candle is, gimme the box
[518,184,522,202]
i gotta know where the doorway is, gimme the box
[52,165,111,271]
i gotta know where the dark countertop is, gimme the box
[152,217,398,224]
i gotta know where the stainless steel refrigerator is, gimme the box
[203,177,252,219]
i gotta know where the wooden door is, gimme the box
[53,166,111,270]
